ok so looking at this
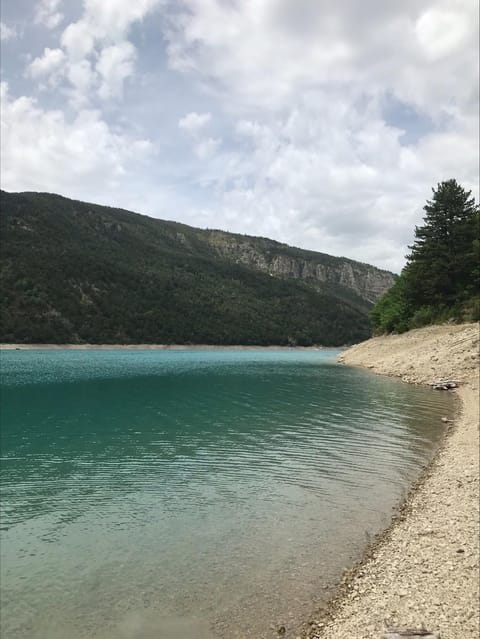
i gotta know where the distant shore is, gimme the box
[0,343,339,351]
[303,323,479,639]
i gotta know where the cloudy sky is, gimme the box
[1,0,478,272]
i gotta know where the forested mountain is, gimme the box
[0,191,395,345]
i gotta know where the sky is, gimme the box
[1,0,478,273]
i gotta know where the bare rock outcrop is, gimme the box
[205,231,396,306]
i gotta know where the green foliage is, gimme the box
[370,274,411,334]
[371,179,479,333]
[0,191,378,346]
[459,296,480,322]
[409,306,439,329]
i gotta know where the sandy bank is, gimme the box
[303,323,479,639]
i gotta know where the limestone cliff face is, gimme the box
[204,231,396,305]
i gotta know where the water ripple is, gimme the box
[0,349,454,639]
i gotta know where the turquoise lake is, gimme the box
[0,349,453,639]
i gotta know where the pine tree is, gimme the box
[371,179,479,333]
[405,179,478,309]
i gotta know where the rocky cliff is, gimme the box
[204,231,396,307]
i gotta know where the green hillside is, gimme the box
[0,191,391,345]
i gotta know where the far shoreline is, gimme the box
[0,343,344,351]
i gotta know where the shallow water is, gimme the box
[0,349,453,638]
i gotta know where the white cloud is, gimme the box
[35,0,64,29]
[178,111,211,133]
[60,20,95,60]
[0,82,153,200]
[178,112,222,161]
[66,60,96,104]
[28,48,65,82]
[415,6,471,60]
[32,0,162,103]
[0,22,17,41]
[97,42,137,99]
[164,0,478,119]
[82,0,161,40]
[187,94,477,271]
[158,0,479,271]
[2,0,478,273]
[194,137,221,159]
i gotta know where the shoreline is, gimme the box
[0,343,340,351]
[302,323,479,639]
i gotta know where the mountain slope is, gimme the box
[0,191,395,345]
[203,230,395,313]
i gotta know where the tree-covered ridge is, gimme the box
[371,179,479,334]
[0,190,391,346]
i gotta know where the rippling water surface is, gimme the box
[0,349,453,639]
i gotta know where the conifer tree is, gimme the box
[371,179,479,333]
[405,179,478,309]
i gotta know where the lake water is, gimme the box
[0,349,454,639]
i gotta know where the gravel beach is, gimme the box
[303,323,479,639]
